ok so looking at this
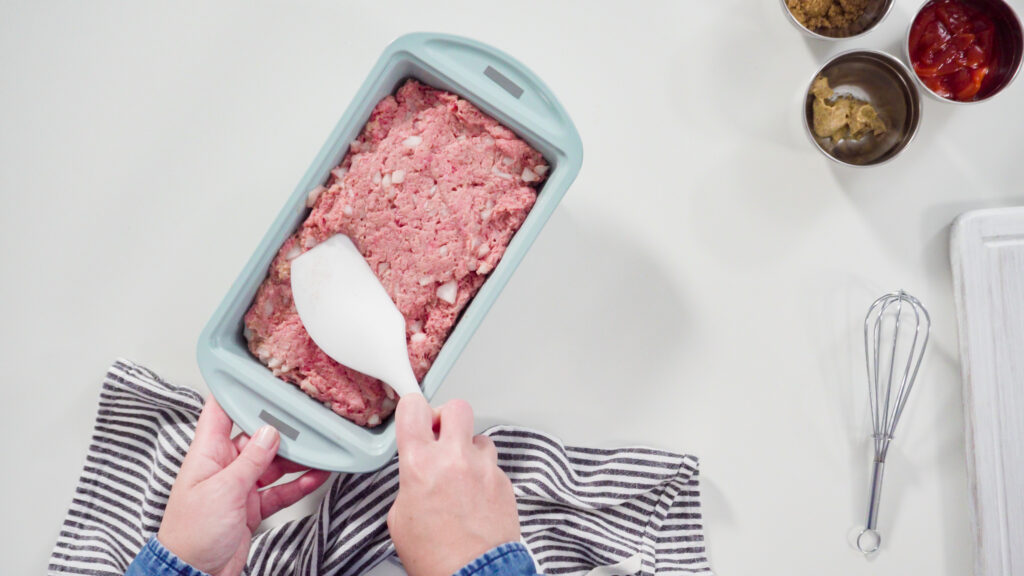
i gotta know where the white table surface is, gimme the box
[3,1,1022,574]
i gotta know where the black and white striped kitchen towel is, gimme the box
[49,359,710,576]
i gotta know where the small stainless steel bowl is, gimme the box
[781,0,895,40]
[905,0,1024,104]
[804,50,922,167]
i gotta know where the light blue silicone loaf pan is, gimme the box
[197,32,583,472]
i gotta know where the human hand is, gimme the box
[157,398,331,576]
[387,396,520,576]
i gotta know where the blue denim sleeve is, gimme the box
[124,536,211,576]
[454,542,541,576]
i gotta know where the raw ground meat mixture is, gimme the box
[244,79,548,427]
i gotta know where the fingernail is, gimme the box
[254,425,278,449]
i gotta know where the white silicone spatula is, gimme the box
[290,234,422,397]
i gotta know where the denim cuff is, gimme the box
[454,542,538,576]
[124,536,211,576]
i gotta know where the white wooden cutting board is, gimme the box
[951,207,1024,576]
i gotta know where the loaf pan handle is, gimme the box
[198,345,393,473]
[390,32,582,160]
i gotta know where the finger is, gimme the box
[395,394,435,452]
[192,396,234,451]
[473,434,498,467]
[234,433,315,486]
[232,432,249,452]
[437,399,474,445]
[259,469,332,518]
[473,434,496,453]
[245,486,261,533]
[262,460,317,488]
[177,397,236,484]
[221,425,280,490]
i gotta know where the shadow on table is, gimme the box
[808,274,881,524]
[920,198,1024,284]
[669,1,815,155]
[680,141,835,269]
[824,85,1019,286]
[801,34,836,64]
[450,205,695,438]
[697,473,734,564]
[923,344,970,574]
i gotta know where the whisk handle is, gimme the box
[857,459,886,554]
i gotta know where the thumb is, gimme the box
[222,425,280,489]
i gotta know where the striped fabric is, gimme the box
[49,359,711,575]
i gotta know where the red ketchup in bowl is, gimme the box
[909,0,1000,101]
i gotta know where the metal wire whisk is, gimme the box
[856,290,930,554]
